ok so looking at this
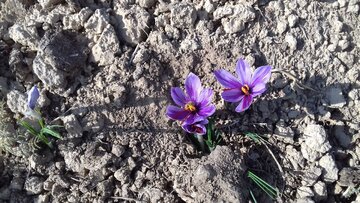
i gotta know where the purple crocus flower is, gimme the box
[214,59,272,112]
[182,118,208,135]
[28,85,40,110]
[166,73,216,125]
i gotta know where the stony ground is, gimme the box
[0,0,359,202]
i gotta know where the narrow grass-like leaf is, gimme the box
[19,120,38,137]
[249,189,257,203]
[42,128,62,139]
[248,171,279,199]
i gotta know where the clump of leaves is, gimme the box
[189,118,222,153]
[18,118,62,149]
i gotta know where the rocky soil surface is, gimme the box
[0,0,359,202]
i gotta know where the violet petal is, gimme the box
[199,88,213,106]
[214,70,241,88]
[28,85,40,110]
[171,87,187,106]
[166,105,189,121]
[251,65,272,86]
[235,95,253,112]
[198,104,216,117]
[221,88,244,102]
[235,59,252,85]
[251,82,266,97]
[185,73,202,102]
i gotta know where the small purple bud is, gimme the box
[27,85,40,110]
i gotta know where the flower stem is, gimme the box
[197,134,205,152]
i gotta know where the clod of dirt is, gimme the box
[24,176,44,195]
[8,24,39,50]
[213,4,256,34]
[170,3,197,29]
[33,30,88,94]
[300,124,331,162]
[63,7,93,31]
[318,154,339,183]
[114,5,151,46]
[62,114,83,139]
[170,146,246,203]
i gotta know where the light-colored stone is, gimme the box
[84,9,110,35]
[301,167,322,186]
[170,3,197,29]
[136,0,156,8]
[296,186,314,198]
[24,176,44,195]
[319,154,339,183]
[213,4,256,33]
[90,24,120,66]
[62,115,83,138]
[63,7,93,30]
[6,90,27,115]
[287,14,299,27]
[114,5,151,45]
[38,0,63,8]
[285,34,297,50]
[277,20,287,34]
[8,24,39,50]
[313,181,327,201]
[300,124,331,162]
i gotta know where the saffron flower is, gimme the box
[166,73,216,125]
[214,59,272,112]
[182,118,208,135]
[25,85,41,119]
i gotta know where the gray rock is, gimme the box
[300,124,331,162]
[114,5,151,45]
[285,34,297,50]
[63,7,93,30]
[338,167,360,186]
[325,87,346,108]
[90,24,120,66]
[34,194,50,203]
[8,24,39,50]
[285,145,305,170]
[319,154,339,183]
[203,0,215,13]
[136,0,156,8]
[84,9,110,36]
[276,20,288,34]
[170,3,197,29]
[24,176,44,195]
[313,181,327,201]
[111,145,126,157]
[62,115,83,138]
[6,90,27,115]
[213,4,256,33]
[301,167,322,186]
[114,168,131,183]
[33,31,88,94]
[274,120,294,143]
[287,14,299,27]
[10,177,25,190]
[297,186,314,198]
[38,0,63,8]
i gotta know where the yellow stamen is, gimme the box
[184,103,196,112]
[241,84,250,96]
